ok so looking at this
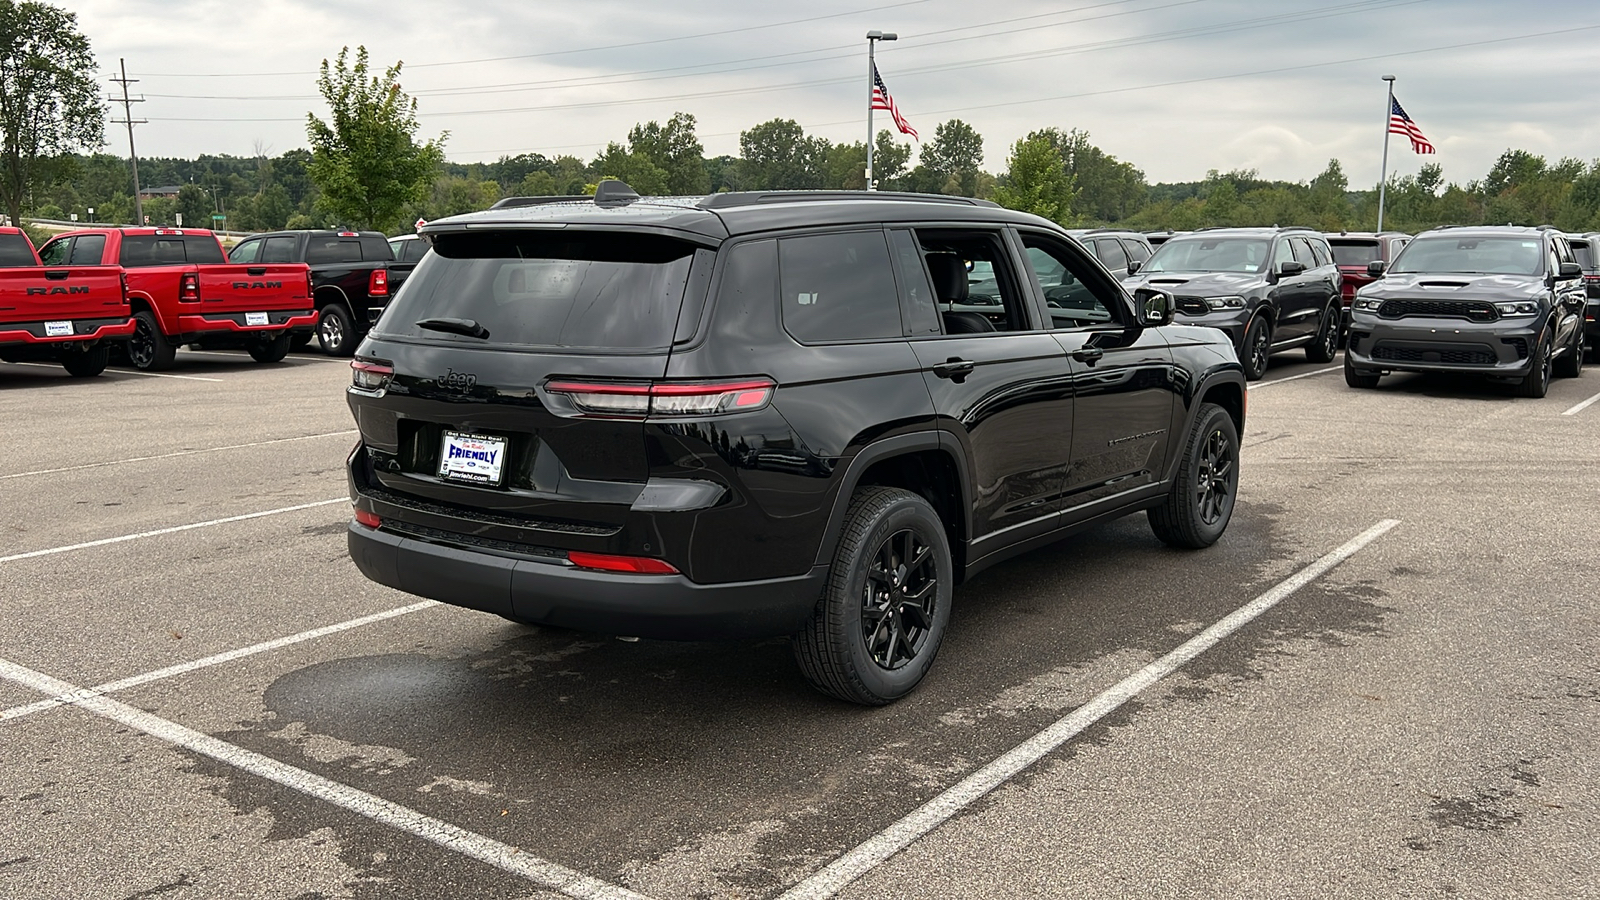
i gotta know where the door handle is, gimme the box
[1072,346,1105,364]
[44,270,69,280]
[247,267,267,276]
[932,358,975,380]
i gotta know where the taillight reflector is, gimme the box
[179,272,200,302]
[545,378,775,418]
[567,551,678,575]
[369,268,389,297]
[353,508,381,529]
[350,358,394,391]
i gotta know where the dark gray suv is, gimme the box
[1345,226,1586,396]
[1122,227,1343,380]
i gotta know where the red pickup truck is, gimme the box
[38,228,314,370]
[0,226,133,377]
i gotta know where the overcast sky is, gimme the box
[71,0,1600,187]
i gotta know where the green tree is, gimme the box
[177,184,213,228]
[627,112,708,195]
[0,0,104,227]
[306,46,446,232]
[591,141,668,195]
[913,119,985,196]
[992,135,1073,223]
[737,119,828,190]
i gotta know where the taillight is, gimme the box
[544,378,775,418]
[179,272,200,302]
[350,358,394,391]
[368,269,388,298]
[306,270,314,298]
[567,551,678,575]
[120,272,129,303]
[353,508,381,529]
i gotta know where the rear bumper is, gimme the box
[1346,313,1541,376]
[347,521,826,640]
[0,317,136,346]
[175,310,318,334]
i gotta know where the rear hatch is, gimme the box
[1570,238,1600,298]
[194,263,312,314]
[0,267,126,331]
[1329,238,1382,300]
[349,228,712,556]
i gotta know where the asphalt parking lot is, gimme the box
[2,348,1597,899]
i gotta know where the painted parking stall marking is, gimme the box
[0,430,357,480]
[1562,387,1600,416]
[0,498,346,565]
[779,519,1401,900]
[1247,365,1341,390]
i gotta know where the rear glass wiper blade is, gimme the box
[414,317,490,340]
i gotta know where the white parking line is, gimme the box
[0,600,438,724]
[779,518,1401,900]
[0,655,653,900]
[1561,388,1600,416]
[0,498,346,565]
[0,430,357,480]
[4,361,223,382]
[1247,365,1341,390]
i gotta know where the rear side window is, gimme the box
[305,237,364,264]
[378,230,696,351]
[262,236,298,263]
[0,233,36,266]
[1329,240,1381,266]
[69,235,106,265]
[119,235,226,267]
[778,230,901,344]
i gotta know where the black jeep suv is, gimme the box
[1346,226,1587,396]
[1122,227,1343,380]
[343,182,1247,704]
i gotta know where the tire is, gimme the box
[793,486,953,705]
[318,303,357,357]
[126,309,177,371]
[1305,303,1340,363]
[288,331,313,352]
[1554,323,1584,379]
[1240,316,1271,381]
[1344,351,1381,389]
[1517,330,1553,398]
[248,333,291,363]
[1148,403,1240,549]
[60,345,109,378]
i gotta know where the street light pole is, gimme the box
[1377,74,1396,233]
[865,30,897,191]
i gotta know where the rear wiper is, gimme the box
[415,317,490,340]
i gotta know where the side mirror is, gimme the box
[1366,260,1386,277]
[1558,261,1582,279]
[1134,288,1174,327]
[1278,260,1307,277]
[1126,259,1142,276]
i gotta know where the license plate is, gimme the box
[438,431,508,486]
[245,312,269,326]
[44,320,73,337]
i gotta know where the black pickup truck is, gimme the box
[227,229,416,356]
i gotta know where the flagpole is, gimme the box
[1377,74,1396,232]
[866,33,877,191]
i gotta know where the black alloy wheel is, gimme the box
[860,528,940,671]
[126,310,176,371]
[1517,331,1553,398]
[1306,303,1340,363]
[1554,322,1584,379]
[1149,403,1239,549]
[318,303,357,357]
[1241,316,1271,381]
[794,486,953,705]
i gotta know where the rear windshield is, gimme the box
[376,231,696,351]
[1143,237,1269,274]
[1570,240,1593,269]
[305,234,393,264]
[119,234,226,267]
[1390,236,1544,276]
[1328,240,1381,266]
[0,233,35,266]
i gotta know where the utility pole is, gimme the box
[110,59,147,226]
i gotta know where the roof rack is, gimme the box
[490,179,642,210]
[699,190,997,210]
[490,195,589,210]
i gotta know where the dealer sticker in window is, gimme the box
[44,320,73,337]
[438,431,508,486]
[245,312,269,326]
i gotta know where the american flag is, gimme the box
[872,64,918,141]
[1389,97,1434,154]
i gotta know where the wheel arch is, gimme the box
[314,285,350,309]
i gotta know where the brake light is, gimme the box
[544,378,775,418]
[120,272,129,303]
[155,228,183,235]
[338,231,358,237]
[353,508,381,529]
[350,358,394,391]
[567,551,678,575]
[306,270,314,298]
[368,268,388,298]
[179,272,200,302]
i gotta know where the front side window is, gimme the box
[1309,238,1332,268]
[778,230,902,344]
[1094,238,1129,272]
[1289,237,1315,266]
[1391,236,1545,276]
[1123,239,1151,264]
[38,238,71,267]
[1021,233,1126,329]
[1144,237,1270,274]
[915,228,1032,334]
[1571,239,1594,270]
[229,239,261,263]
